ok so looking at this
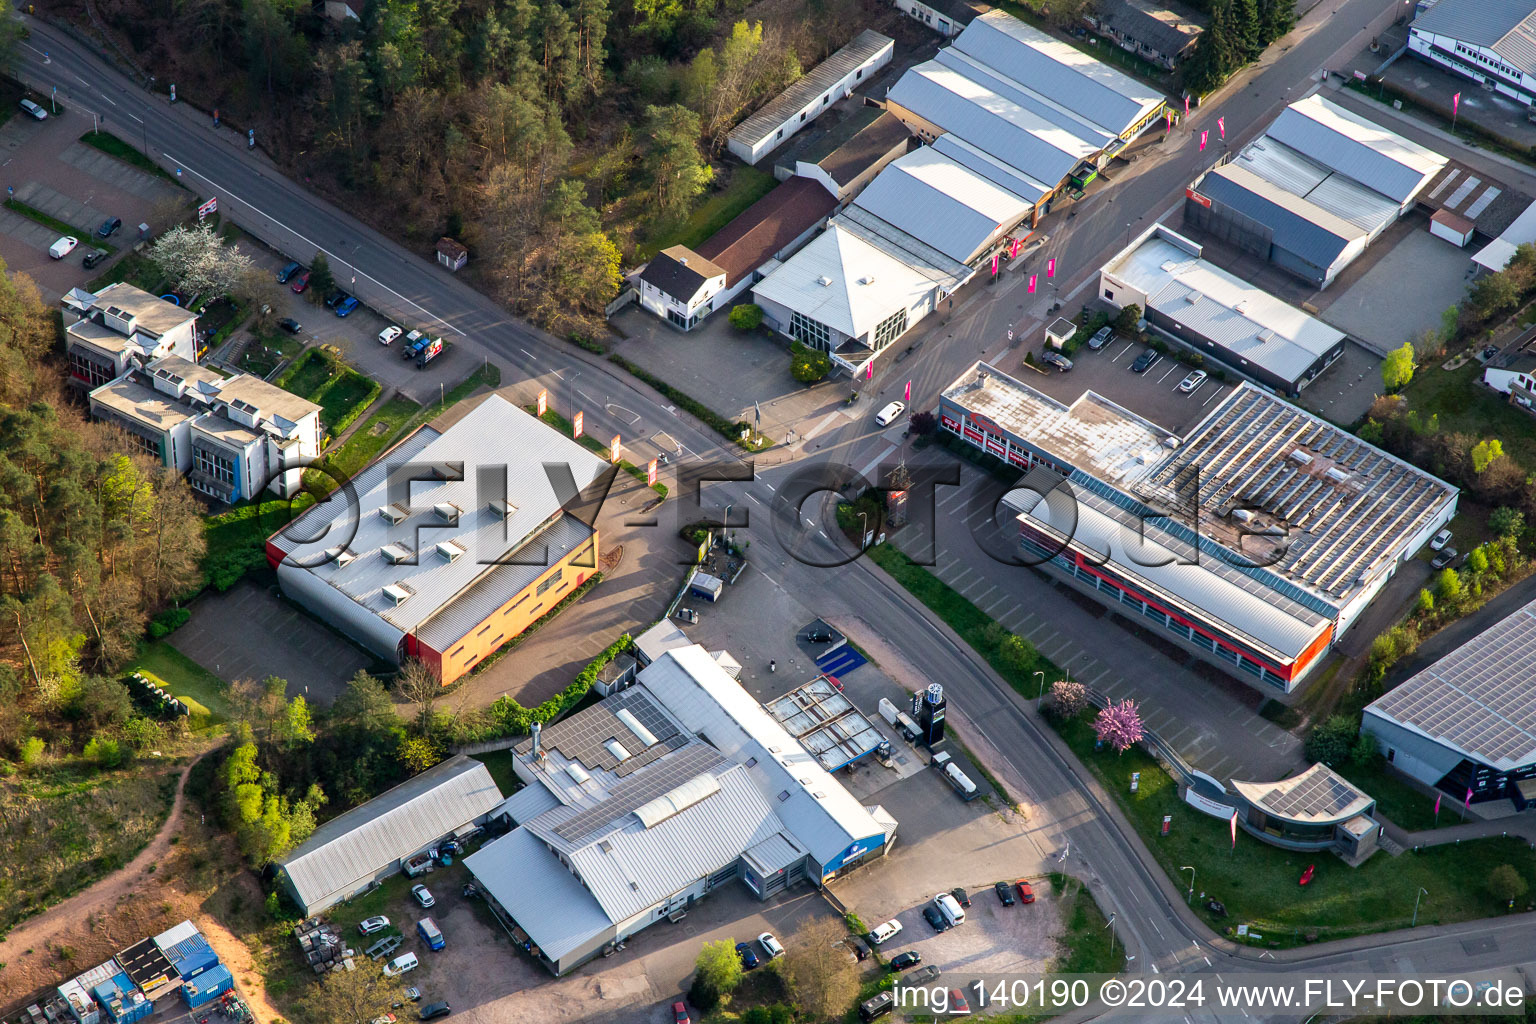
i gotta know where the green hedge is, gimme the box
[607,354,763,450]
[147,606,191,639]
[482,627,630,736]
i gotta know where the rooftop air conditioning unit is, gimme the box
[860,275,876,285]
[1185,290,1202,303]
[818,276,833,286]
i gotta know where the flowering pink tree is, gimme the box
[1093,699,1145,754]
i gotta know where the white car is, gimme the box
[358,915,390,935]
[49,235,79,260]
[382,952,418,977]
[875,401,905,427]
[1178,370,1208,393]
[378,325,403,345]
[19,99,47,121]
[867,919,903,945]
[758,932,784,959]
[411,884,435,908]
[1429,529,1453,552]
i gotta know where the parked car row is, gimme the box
[734,931,783,969]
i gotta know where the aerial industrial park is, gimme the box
[6,0,1536,1021]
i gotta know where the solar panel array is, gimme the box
[1140,386,1454,598]
[517,689,683,777]
[1259,766,1363,820]
[116,938,173,987]
[1370,601,1536,766]
[550,743,727,847]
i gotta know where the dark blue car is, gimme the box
[735,942,760,970]
[276,260,302,283]
[335,295,360,317]
[97,216,121,238]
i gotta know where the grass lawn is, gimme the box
[239,329,302,378]
[88,250,166,293]
[276,348,381,438]
[641,166,777,260]
[202,495,310,592]
[320,394,421,481]
[1401,361,1536,473]
[5,198,117,254]
[128,641,234,726]
[1051,710,1536,946]
[532,407,669,496]
[79,130,184,184]
[867,544,1059,695]
[471,750,520,797]
[1332,759,1444,833]
[1049,874,1121,974]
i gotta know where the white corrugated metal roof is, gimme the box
[638,645,888,865]
[1265,94,1446,204]
[1109,234,1346,383]
[1473,200,1536,272]
[887,61,1092,188]
[1413,0,1536,77]
[952,10,1163,137]
[931,134,1051,205]
[852,147,1032,263]
[752,221,946,339]
[270,394,609,635]
[278,755,503,910]
[465,827,613,961]
[1011,491,1325,660]
[728,30,893,147]
[494,780,562,824]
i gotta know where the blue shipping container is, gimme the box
[174,948,220,982]
[182,965,234,1008]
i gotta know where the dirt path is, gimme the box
[0,754,282,1023]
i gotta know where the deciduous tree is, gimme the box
[1489,864,1528,907]
[1093,699,1144,753]
[147,223,255,300]
[778,917,859,1021]
[1380,343,1415,391]
[690,938,742,1010]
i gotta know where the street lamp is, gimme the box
[857,510,868,549]
[1181,865,1195,904]
[1034,670,1047,705]
[1412,887,1428,927]
[1104,913,1117,954]
[568,369,582,425]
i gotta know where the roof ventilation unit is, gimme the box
[381,542,414,564]
[383,582,413,605]
[434,502,461,525]
[817,276,833,286]
[1185,290,1202,304]
[565,762,592,785]
[603,738,629,761]
[326,546,355,568]
[437,540,466,562]
[379,504,408,525]
[1289,449,1314,465]
[860,275,876,285]
[489,499,516,519]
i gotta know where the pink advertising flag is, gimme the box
[1028,274,1037,293]
[1434,792,1442,815]
[1453,91,1461,115]
[1010,238,1020,259]
[1465,786,1474,809]
[1229,808,1238,850]
[1199,130,1208,151]
[904,380,911,403]
[991,253,1000,276]
[1046,257,1056,278]
[1166,112,1173,132]
[866,361,873,381]
[1184,95,1190,116]
[1217,116,1225,139]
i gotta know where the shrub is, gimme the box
[1489,864,1529,906]
[1305,715,1357,767]
[1381,343,1415,391]
[147,606,191,640]
[1349,733,1380,769]
[690,938,742,1011]
[83,736,125,769]
[1113,303,1142,335]
[909,410,937,436]
[1415,588,1434,614]
[789,340,830,383]
[19,736,44,765]
[1435,567,1463,603]
[1468,547,1490,575]
[728,303,763,331]
[1490,507,1525,539]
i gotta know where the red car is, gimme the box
[672,1001,690,1024]
[1016,879,1035,904]
[949,989,971,1015]
[290,270,311,293]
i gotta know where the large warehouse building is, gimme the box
[751,9,1165,377]
[1098,224,1346,395]
[1408,0,1536,109]
[266,393,611,685]
[1184,93,1447,289]
[465,644,895,974]
[938,362,1457,691]
[1363,596,1536,811]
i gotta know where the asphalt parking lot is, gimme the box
[1022,334,1232,437]
[1314,224,1472,359]
[864,883,1061,979]
[319,854,839,1024]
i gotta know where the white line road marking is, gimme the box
[162,151,464,336]
[1111,343,1135,363]
[520,348,535,359]
[1203,386,1224,407]
[764,482,775,491]
[818,530,828,540]
[746,493,762,505]
[800,411,842,444]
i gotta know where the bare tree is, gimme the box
[395,657,442,734]
[777,916,860,1021]
[147,223,255,300]
[293,964,405,1024]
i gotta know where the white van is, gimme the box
[932,892,965,927]
[382,951,419,977]
[49,236,78,260]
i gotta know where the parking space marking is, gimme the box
[1203,386,1225,407]
[1110,341,1136,363]
[1154,362,1179,383]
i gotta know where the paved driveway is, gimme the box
[170,581,370,700]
